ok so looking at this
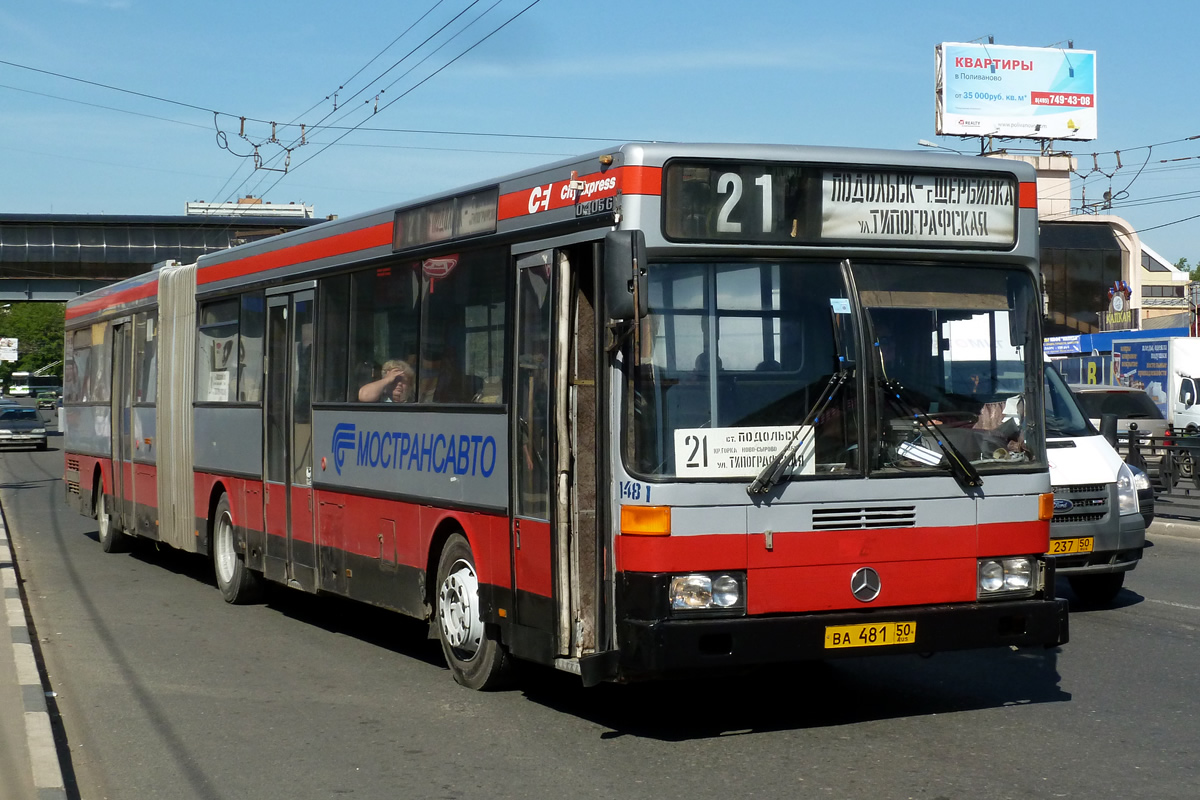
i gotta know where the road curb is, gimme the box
[1,508,67,800]
[1149,517,1200,539]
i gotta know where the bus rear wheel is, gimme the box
[435,533,513,690]
[212,494,263,604]
[96,484,131,553]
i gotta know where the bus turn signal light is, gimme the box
[1039,492,1055,521]
[621,505,671,536]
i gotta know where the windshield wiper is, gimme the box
[747,370,849,495]
[881,379,983,490]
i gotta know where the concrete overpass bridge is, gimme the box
[0,213,324,302]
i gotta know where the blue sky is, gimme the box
[2,0,1197,264]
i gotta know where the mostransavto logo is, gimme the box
[332,422,356,475]
[330,421,499,478]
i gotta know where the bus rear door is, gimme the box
[263,287,317,591]
[110,319,136,534]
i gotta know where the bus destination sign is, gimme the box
[393,188,497,252]
[661,161,1017,248]
[822,170,1016,245]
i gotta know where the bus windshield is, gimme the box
[857,262,1043,478]
[629,260,853,478]
[627,260,1044,480]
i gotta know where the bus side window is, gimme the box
[315,277,349,402]
[420,248,507,404]
[350,263,419,402]
[239,293,266,403]
[134,313,157,404]
[68,329,91,403]
[195,299,239,403]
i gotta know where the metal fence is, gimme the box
[1119,431,1200,520]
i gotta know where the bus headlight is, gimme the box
[669,572,745,614]
[977,557,1038,600]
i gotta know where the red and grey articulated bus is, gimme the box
[63,143,1067,689]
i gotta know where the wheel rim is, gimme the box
[215,509,237,585]
[438,558,483,660]
[97,492,110,542]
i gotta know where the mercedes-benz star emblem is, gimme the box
[851,567,881,602]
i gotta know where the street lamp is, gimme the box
[917,139,967,154]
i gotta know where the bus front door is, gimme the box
[263,289,317,591]
[512,251,558,655]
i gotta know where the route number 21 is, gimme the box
[716,172,773,234]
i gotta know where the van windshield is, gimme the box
[1045,364,1094,437]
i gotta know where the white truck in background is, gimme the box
[1112,336,1200,432]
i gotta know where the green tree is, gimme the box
[0,302,65,385]
[1176,257,1200,282]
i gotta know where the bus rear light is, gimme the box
[620,505,671,536]
[1039,492,1055,520]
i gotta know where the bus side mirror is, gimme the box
[1007,275,1035,347]
[604,230,647,321]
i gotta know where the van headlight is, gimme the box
[977,557,1039,600]
[669,572,746,615]
[1129,464,1150,492]
[1116,462,1140,516]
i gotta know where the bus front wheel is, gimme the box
[212,494,263,604]
[434,533,513,690]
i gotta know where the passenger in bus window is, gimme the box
[418,335,469,403]
[357,359,415,403]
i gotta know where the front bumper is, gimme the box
[1050,512,1145,576]
[616,597,1069,680]
[0,434,46,447]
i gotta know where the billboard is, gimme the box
[936,42,1097,140]
[0,338,16,362]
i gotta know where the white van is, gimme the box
[1043,363,1145,604]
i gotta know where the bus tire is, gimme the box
[96,485,131,554]
[212,494,263,604]
[434,533,513,690]
[1068,572,1125,606]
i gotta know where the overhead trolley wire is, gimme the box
[253,0,546,202]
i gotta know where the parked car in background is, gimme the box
[0,407,47,450]
[1070,384,1168,476]
[35,391,56,410]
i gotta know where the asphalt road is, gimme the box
[3,420,1199,799]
